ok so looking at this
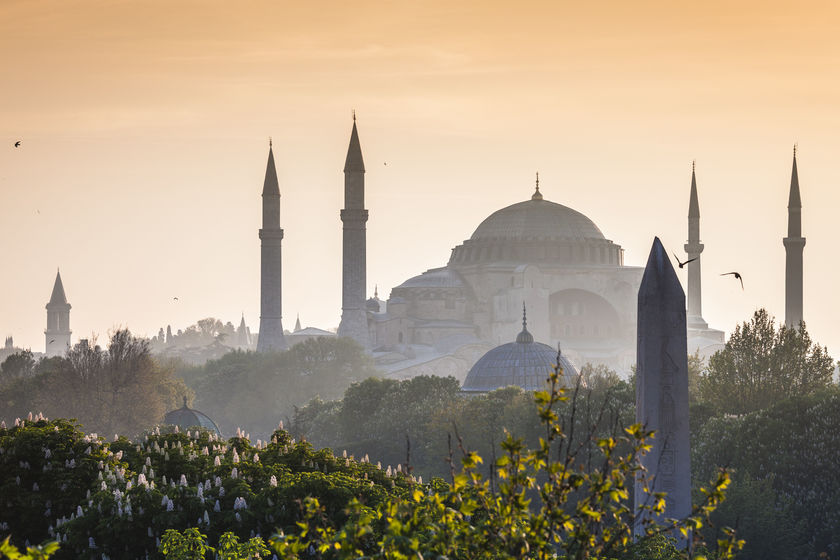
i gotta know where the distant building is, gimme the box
[45,270,71,357]
[285,316,337,348]
[371,177,644,379]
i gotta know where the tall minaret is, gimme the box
[784,146,805,328]
[45,269,71,357]
[337,116,370,348]
[256,140,288,352]
[684,162,707,329]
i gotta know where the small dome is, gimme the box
[163,397,222,437]
[366,297,381,312]
[395,267,465,289]
[470,198,605,242]
[462,311,578,393]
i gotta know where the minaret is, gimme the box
[45,269,71,357]
[256,140,288,352]
[337,115,370,348]
[684,162,707,329]
[784,146,805,328]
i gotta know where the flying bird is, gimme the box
[673,253,698,269]
[721,272,744,290]
[172,297,179,301]
[14,141,21,148]
[48,339,55,344]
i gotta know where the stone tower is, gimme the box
[45,269,72,357]
[635,238,691,543]
[256,141,288,352]
[684,162,707,329]
[784,147,805,328]
[337,117,370,349]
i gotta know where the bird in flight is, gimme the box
[721,272,744,290]
[173,297,179,301]
[673,253,698,269]
[48,339,55,344]
[14,141,21,148]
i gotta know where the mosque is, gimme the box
[31,123,806,392]
[252,120,813,384]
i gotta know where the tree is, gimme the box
[188,337,378,440]
[693,388,840,557]
[699,309,835,415]
[0,351,36,384]
[0,330,190,437]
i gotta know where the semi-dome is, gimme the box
[462,309,578,393]
[163,397,222,436]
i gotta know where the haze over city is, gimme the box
[3,0,839,355]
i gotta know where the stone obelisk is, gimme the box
[635,237,691,542]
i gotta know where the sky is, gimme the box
[2,0,840,356]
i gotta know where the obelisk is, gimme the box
[635,237,691,542]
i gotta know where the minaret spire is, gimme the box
[338,117,371,348]
[45,269,72,356]
[784,145,805,328]
[684,161,706,328]
[257,141,287,352]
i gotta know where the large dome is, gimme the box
[470,196,605,242]
[448,188,623,268]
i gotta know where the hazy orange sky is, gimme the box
[2,0,840,357]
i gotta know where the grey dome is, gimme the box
[462,316,578,393]
[470,198,605,242]
[164,397,222,436]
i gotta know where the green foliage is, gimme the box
[0,330,190,437]
[693,387,840,557]
[699,309,835,415]
[0,537,59,560]
[270,365,740,559]
[159,528,213,560]
[185,337,378,439]
[0,351,36,384]
[0,413,407,559]
[297,371,635,483]
[159,528,269,560]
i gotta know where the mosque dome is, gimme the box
[470,197,605,243]
[448,185,623,268]
[163,397,222,436]
[462,310,578,393]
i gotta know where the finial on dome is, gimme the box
[374,284,378,298]
[532,172,543,200]
[516,303,534,344]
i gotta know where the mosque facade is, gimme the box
[369,179,648,377]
